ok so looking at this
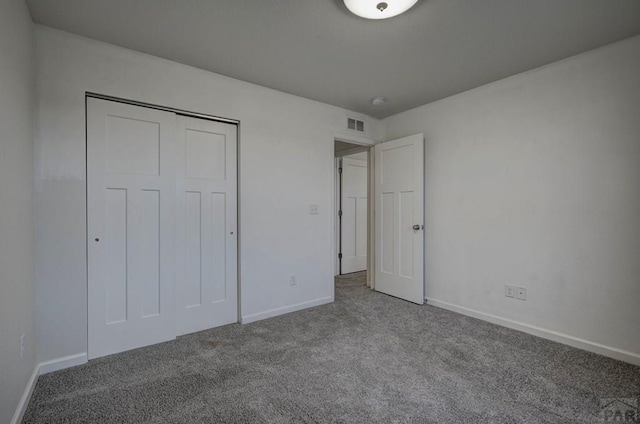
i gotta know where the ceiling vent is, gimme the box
[347,117,365,133]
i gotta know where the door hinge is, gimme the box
[338,210,342,217]
[338,253,343,259]
[338,167,343,174]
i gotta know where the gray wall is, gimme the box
[384,35,640,362]
[0,0,37,421]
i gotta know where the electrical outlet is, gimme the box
[290,274,297,286]
[505,285,515,298]
[20,334,25,358]
[516,287,527,301]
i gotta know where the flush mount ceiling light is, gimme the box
[371,96,386,106]
[344,0,419,19]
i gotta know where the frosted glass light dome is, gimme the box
[343,0,419,19]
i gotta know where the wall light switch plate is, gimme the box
[516,287,527,301]
[309,204,319,215]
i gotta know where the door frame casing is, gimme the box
[85,92,242,356]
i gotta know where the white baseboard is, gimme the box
[10,352,88,423]
[427,298,640,366]
[10,365,39,424]
[39,352,88,375]
[241,296,333,324]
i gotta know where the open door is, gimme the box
[374,134,424,304]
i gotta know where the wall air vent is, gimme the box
[347,117,365,133]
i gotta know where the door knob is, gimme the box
[412,225,422,231]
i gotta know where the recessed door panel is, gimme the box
[399,191,414,279]
[381,145,412,187]
[104,188,128,324]
[186,129,226,180]
[185,191,203,308]
[380,192,395,275]
[135,189,161,318]
[343,196,357,257]
[106,116,160,176]
[209,192,227,303]
[356,197,367,258]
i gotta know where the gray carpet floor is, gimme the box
[24,272,640,423]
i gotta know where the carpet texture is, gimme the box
[24,273,640,423]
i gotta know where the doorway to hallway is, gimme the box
[334,134,425,305]
[335,140,370,281]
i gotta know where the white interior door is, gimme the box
[341,156,368,274]
[87,98,177,359]
[374,134,424,304]
[176,115,238,335]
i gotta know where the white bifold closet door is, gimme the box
[87,98,237,359]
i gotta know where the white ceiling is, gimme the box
[26,0,640,119]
